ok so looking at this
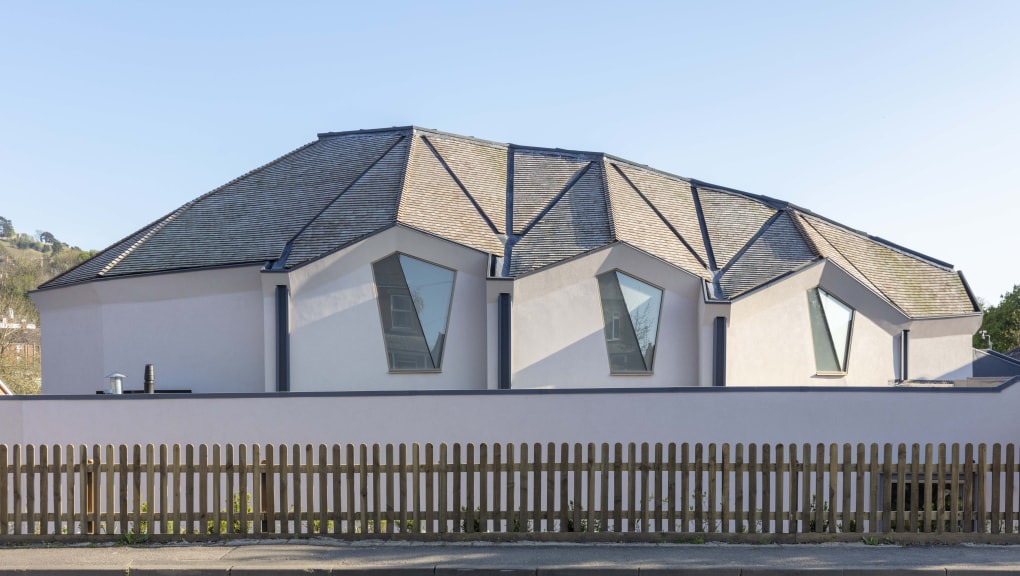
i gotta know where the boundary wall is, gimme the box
[1,380,1018,447]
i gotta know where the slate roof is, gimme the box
[39,127,978,319]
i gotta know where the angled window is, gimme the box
[597,271,663,374]
[372,254,456,372]
[807,287,854,374]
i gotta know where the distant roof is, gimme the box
[1008,347,1020,361]
[39,126,978,318]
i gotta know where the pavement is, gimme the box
[2,540,1020,575]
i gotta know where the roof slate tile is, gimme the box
[719,211,817,298]
[398,136,504,256]
[698,188,776,269]
[605,162,711,280]
[509,163,612,276]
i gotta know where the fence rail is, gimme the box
[1,442,1017,540]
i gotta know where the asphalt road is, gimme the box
[2,540,1020,574]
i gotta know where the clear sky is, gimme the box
[1,1,1017,304]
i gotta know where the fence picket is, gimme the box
[371,444,380,535]
[734,443,744,534]
[1006,444,1015,534]
[708,443,717,534]
[15,445,25,536]
[2,440,1019,543]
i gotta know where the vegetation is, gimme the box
[973,285,1020,353]
[0,216,97,394]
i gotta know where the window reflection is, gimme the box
[807,287,853,373]
[372,254,455,371]
[597,271,663,373]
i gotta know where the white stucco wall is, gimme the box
[726,261,981,387]
[909,333,976,381]
[32,267,266,395]
[1,383,1018,448]
[727,262,900,387]
[511,245,703,389]
[281,226,489,392]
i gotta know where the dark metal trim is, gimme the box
[900,329,910,382]
[713,316,727,387]
[517,162,594,238]
[13,376,1019,402]
[276,285,290,392]
[717,211,784,278]
[278,134,408,268]
[498,293,512,389]
[611,164,709,270]
[420,135,501,235]
[691,186,717,271]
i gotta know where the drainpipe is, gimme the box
[498,293,511,389]
[713,316,727,387]
[276,285,290,392]
[899,329,909,382]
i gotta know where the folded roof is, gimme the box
[40,127,978,319]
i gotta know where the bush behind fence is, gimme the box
[1,442,1018,541]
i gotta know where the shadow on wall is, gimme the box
[513,327,698,389]
[972,349,1020,378]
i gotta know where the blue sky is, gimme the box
[1,1,1018,304]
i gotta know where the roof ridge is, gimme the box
[795,209,954,270]
[610,163,709,272]
[281,134,409,268]
[795,211,909,316]
[410,127,508,151]
[97,208,187,277]
[716,210,785,279]
[599,157,618,243]
[418,134,500,235]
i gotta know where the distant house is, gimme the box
[33,127,983,394]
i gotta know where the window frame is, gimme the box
[371,252,458,374]
[596,269,665,376]
[807,287,855,376]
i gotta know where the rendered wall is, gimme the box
[282,227,489,392]
[510,245,703,389]
[32,267,266,394]
[1,383,1018,448]
[727,263,900,387]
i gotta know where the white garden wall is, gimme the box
[0,382,1017,448]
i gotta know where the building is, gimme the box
[32,127,983,394]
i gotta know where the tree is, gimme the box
[0,291,40,394]
[973,284,1020,353]
[39,231,56,245]
[0,216,13,238]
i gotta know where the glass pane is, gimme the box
[372,254,438,371]
[819,288,853,370]
[616,271,662,369]
[597,271,663,373]
[806,288,840,372]
[399,255,455,368]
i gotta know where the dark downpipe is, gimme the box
[498,293,511,389]
[713,317,727,387]
[276,285,290,392]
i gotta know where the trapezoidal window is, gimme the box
[596,271,663,374]
[372,253,456,372]
[806,287,854,374]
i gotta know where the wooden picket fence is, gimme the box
[1,442,1018,541]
